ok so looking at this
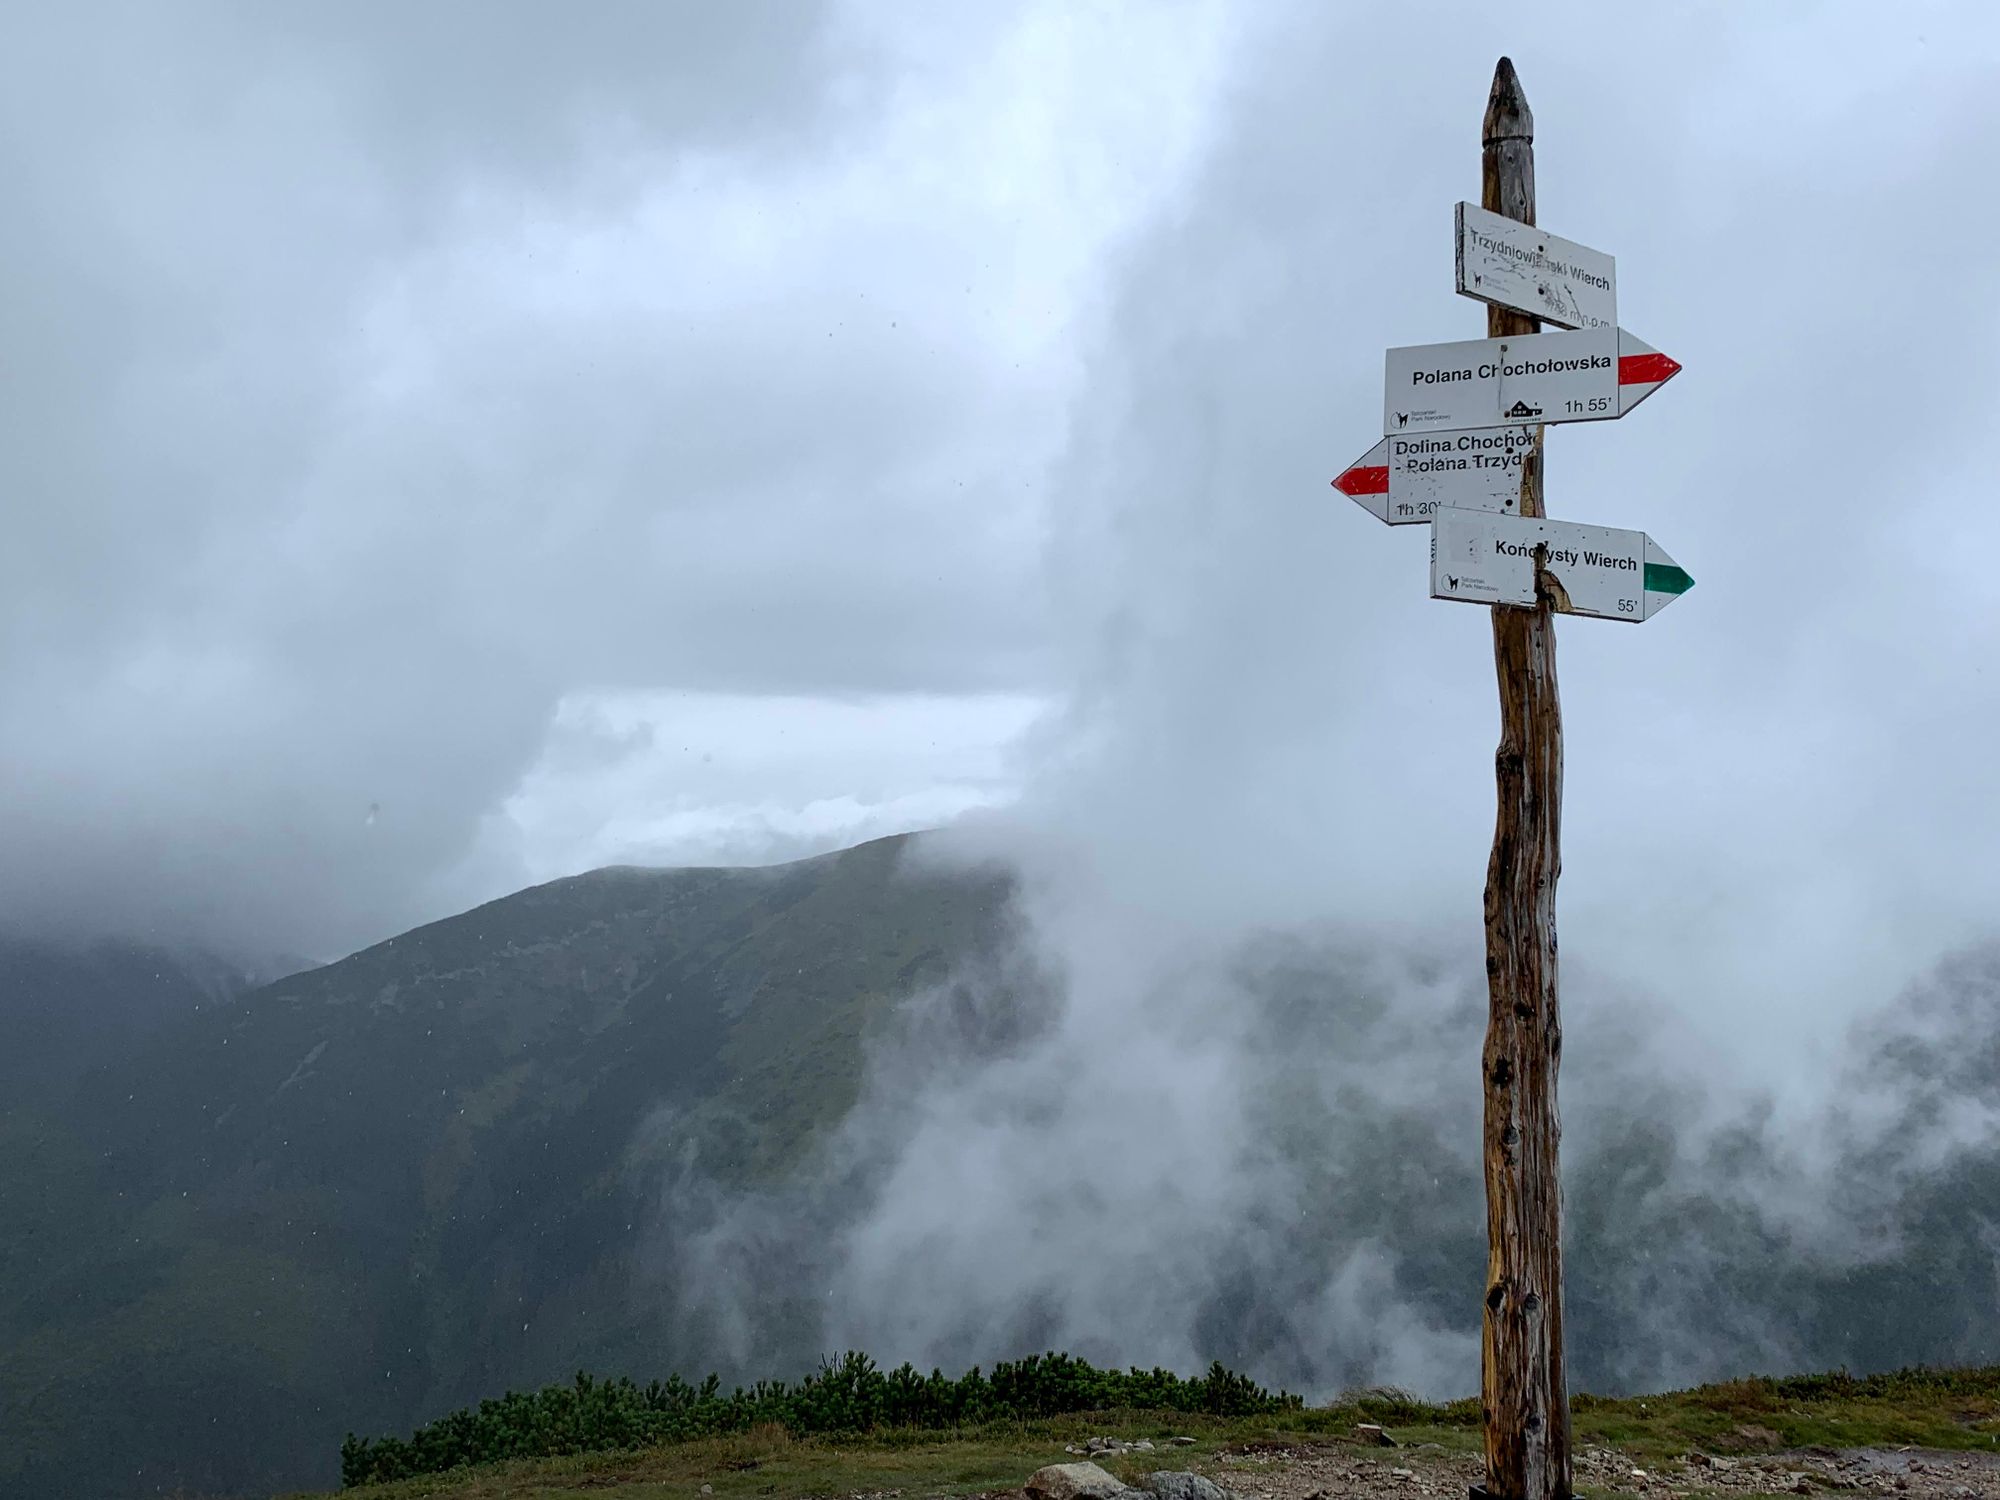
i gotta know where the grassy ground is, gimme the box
[1570,1367,2000,1463]
[289,1369,2000,1500]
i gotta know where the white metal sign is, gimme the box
[1429,508,1693,623]
[1334,425,1538,525]
[1383,326,1678,437]
[1454,202,1616,330]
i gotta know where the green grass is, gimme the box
[1571,1365,2000,1463]
[295,1413,1324,1500]
[293,1369,2000,1500]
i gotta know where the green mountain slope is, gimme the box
[0,833,1015,1500]
[0,936,288,1101]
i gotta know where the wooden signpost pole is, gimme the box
[1335,50,1690,1496]
[1474,56,1572,1500]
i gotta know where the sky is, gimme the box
[6,0,2000,1096]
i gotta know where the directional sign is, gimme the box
[1384,326,1678,437]
[1429,508,1693,623]
[1454,202,1616,330]
[1334,425,1538,524]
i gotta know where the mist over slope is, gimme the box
[654,840,2000,1403]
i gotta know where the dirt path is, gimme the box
[1196,1438,2000,1500]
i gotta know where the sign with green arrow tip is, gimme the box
[1430,508,1693,623]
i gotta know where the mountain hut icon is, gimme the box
[1504,399,1542,419]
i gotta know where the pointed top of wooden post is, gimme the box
[1483,57,1533,146]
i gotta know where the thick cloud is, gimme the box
[1,1,1222,954]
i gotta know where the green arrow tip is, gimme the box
[1644,561,1694,595]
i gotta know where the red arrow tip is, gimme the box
[1333,464,1390,497]
[1618,352,1681,386]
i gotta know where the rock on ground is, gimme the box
[1140,1472,1235,1500]
[1025,1462,1131,1500]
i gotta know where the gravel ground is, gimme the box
[1180,1437,2000,1500]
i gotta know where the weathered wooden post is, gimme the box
[1473,56,1571,1500]
[1331,57,1692,1500]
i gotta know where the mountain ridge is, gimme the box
[1,831,1020,1500]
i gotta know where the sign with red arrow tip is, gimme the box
[1334,424,1539,525]
[1383,326,1679,436]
